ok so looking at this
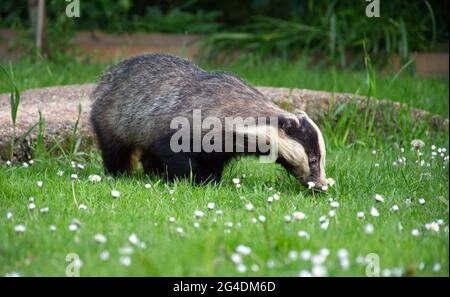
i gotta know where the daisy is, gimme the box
[245,203,254,212]
[128,233,140,245]
[78,204,87,210]
[70,173,78,180]
[357,211,365,219]
[88,174,102,183]
[231,253,242,264]
[284,215,292,223]
[236,245,251,255]
[39,207,49,213]
[169,216,176,222]
[411,229,420,236]
[94,233,107,244]
[232,178,240,184]
[374,194,384,203]
[365,224,374,234]
[300,250,312,261]
[194,210,205,219]
[328,210,336,217]
[49,225,57,232]
[144,183,151,189]
[14,224,26,233]
[307,181,315,189]
[236,264,247,273]
[36,181,43,188]
[288,250,298,261]
[176,227,184,234]
[330,201,340,208]
[207,202,215,210]
[258,215,266,222]
[57,170,64,176]
[7,211,13,220]
[418,198,425,205]
[28,203,36,210]
[391,205,399,212]
[99,251,110,261]
[370,207,379,217]
[111,190,121,198]
[120,256,132,266]
[298,230,310,240]
[292,211,306,221]
[326,177,336,187]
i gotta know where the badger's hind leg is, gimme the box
[140,149,164,176]
[98,136,134,176]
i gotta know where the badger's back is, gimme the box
[91,53,289,146]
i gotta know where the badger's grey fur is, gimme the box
[90,53,327,189]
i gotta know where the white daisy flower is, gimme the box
[328,210,336,217]
[325,178,335,187]
[232,178,240,184]
[99,251,110,261]
[119,256,132,266]
[7,211,13,220]
[57,170,64,176]
[357,211,365,219]
[297,230,310,240]
[370,207,379,217]
[128,233,140,245]
[22,162,29,168]
[70,173,78,180]
[307,181,315,189]
[330,201,340,208]
[94,233,107,244]
[176,227,184,234]
[236,245,251,255]
[216,210,223,216]
[39,207,49,213]
[411,229,420,236]
[49,225,57,232]
[312,265,328,277]
[194,210,205,219]
[337,249,348,259]
[111,190,120,198]
[207,202,215,210]
[284,215,292,223]
[169,217,176,222]
[391,205,399,212]
[288,250,298,261]
[365,224,374,234]
[236,264,247,273]
[231,253,242,264]
[14,224,26,233]
[77,163,85,170]
[418,198,425,205]
[88,174,102,183]
[372,150,377,155]
[28,203,36,210]
[374,194,384,203]
[320,220,329,230]
[36,181,43,188]
[258,215,266,222]
[300,250,312,261]
[432,263,441,272]
[5,160,12,166]
[292,211,306,221]
[193,222,200,228]
[272,193,280,200]
[78,204,87,210]
[245,203,254,212]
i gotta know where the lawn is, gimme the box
[0,57,448,276]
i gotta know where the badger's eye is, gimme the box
[309,156,318,165]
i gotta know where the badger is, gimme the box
[90,54,327,190]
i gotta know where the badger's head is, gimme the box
[276,112,327,191]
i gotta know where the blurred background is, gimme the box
[0,0,448,74]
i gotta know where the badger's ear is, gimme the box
[279,116,299,132]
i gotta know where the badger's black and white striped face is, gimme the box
[277,112,327,190]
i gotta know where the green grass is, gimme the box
[0,57,448,276]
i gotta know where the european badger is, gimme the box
[90,54,327,190]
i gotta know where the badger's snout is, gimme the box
[299,177,327,192]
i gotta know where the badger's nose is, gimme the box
[313,180,328,192]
